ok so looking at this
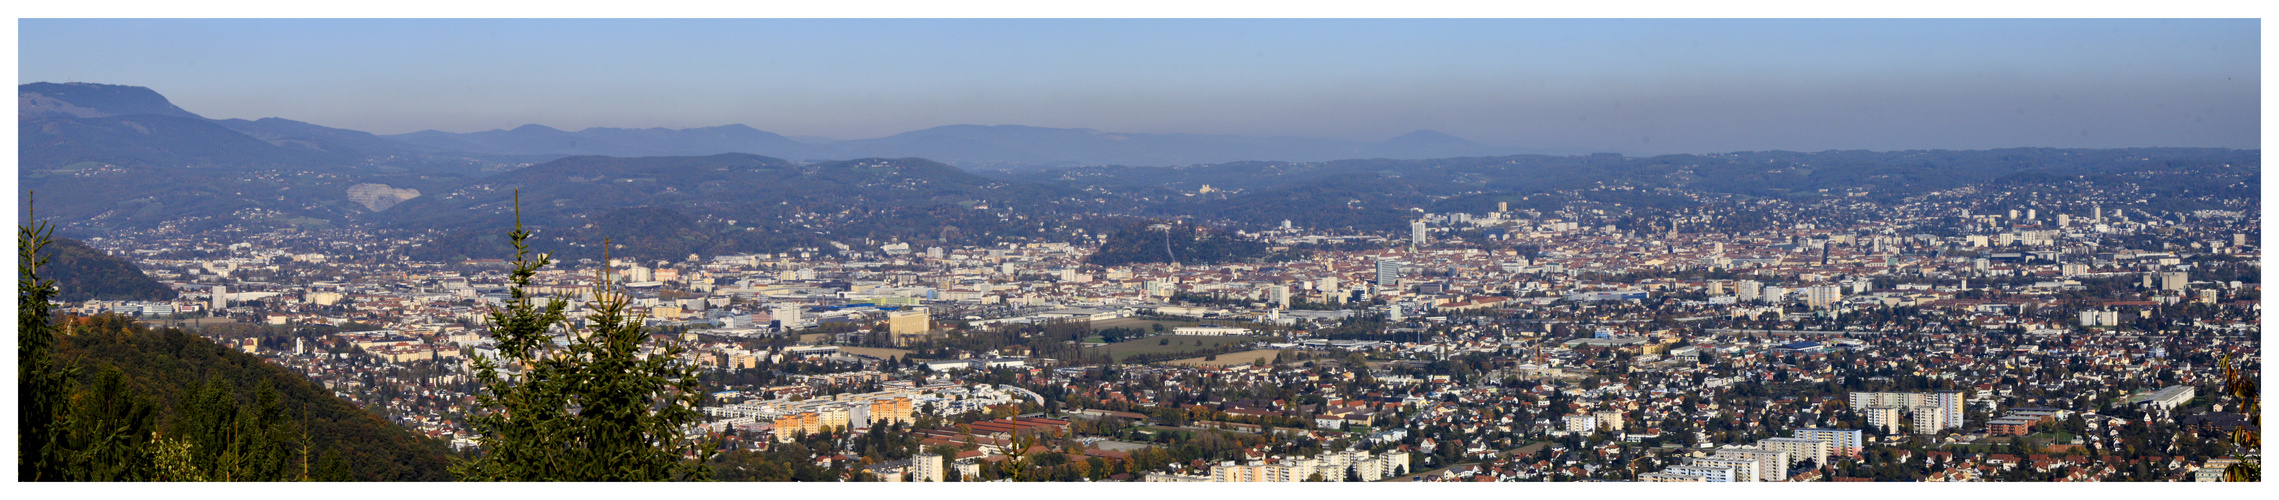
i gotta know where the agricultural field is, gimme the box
[1165,349,1285,367]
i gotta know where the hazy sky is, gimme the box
[17,18,2260,155]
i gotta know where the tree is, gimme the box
[20,192,75,481]
[2219,353,2259,482]
[453,193,717,481]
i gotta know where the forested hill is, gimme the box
[1085,220,1291,267]
[43,237,178,302]
[57,315,454,481]
[393,153,1121,262]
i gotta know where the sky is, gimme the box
[16,18,2262,155]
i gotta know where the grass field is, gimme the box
[1166,349,1284,367]
[1084,335,1258,363]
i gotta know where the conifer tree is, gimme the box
[20,192,75,481]
[454,192,716,480]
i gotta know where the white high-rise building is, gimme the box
[1805,285,1844,309]
[910,453,944,482]
[1712,447,1789,482]
[1794,428,1865,457]
[1737,280,1763,302]
[1270,285,1290,309]
[211,285,228,314]
[1410,220,1427,247]
[1757,437,1831,467]
[1851,391,1965,431]
[771,304,803,327]
[1375,258,1401,286]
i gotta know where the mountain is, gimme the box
[19,82,204,119]
[57,315,454,481]
[40,237,179,303]
[19,82,359,169]
[20,112,361,169]
[386,124,823,159]
[383,153,1110,262]
[382,123,1526,168]
[209,117,441,158]
[18,82,517,172]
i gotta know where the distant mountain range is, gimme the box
[15,82,2261,258]
[21,82,1543,170]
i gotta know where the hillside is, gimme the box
[390,154,1108,261]
[42,237,178,302]
[56,314,454,481]
[1085,219,1291,267]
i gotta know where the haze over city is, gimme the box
[18,18,2259,155]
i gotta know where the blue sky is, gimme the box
[17,18,2260,154]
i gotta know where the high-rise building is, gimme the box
[888,308,930,336]
[1375,258,1401,286]
[1737,280,1763,302]
[1270,285,1290,309]
[1712,447,1789,482]
[771,304,803,327]
[910,453,945,482]
[1410,220,1427,247]
[1861,406,1903,434]
[1757,437,1831,467]
[1793,428,1865,457]
[2161,271,2190,291]
[1851,391,1965,432]
[211,285,228,314]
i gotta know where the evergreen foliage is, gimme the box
[453,192,717,481]
[19,193,75,480]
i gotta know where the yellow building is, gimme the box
[888,308,930,335]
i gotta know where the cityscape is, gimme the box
[14,16,2264,485]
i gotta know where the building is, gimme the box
[910,453,944,482]
[1793,428,1865,457]
[1861,406,1903,434]
[2160,271,2189,291]
[1640,471,1712,482]
[211,285,228,313]
[1850,391,1965,431]
[1410,220,1427,247]
[2129,385,2196,411]
[1660,464,1738,482]
[1713,446,1789,482]
[1562,414,1599,434]
[888,308,931,346]
[1375,258,1401,286]
[1986,416,2037,436]
[1592,410,1626,432]
[1683,457,1763,482]
[1805,284,1844,309]
[1757,437,1831,467]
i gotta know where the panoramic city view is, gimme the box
[14,17,2263,485]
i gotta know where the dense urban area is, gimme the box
[60,176,2262,482]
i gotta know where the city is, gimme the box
[57,177,2261,482]
[15,16,2261,485]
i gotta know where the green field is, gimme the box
[1084,335,1258,363]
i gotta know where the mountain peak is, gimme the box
[19,82,204,119]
